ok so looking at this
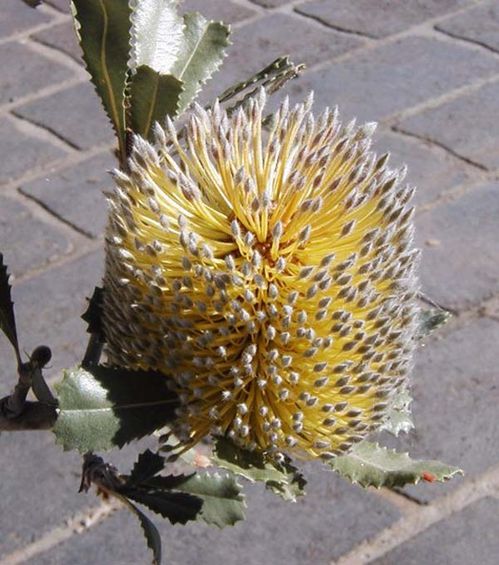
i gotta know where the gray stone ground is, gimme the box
[0,0,498,563]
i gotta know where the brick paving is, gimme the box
[0,1,498,564]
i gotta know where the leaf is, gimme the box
[119,496,162,565]
[0,253,21,364]
[81,287,104,337]
[418,308,452,339]
[129,450,165,485]
[123,488,203,525]
[53,365,179,452]
[213,438,306,502]
[265,456,307,502]
[379,387,414,436]
[329,441,463,489]
[129,0,185,74]
[171,12,230,113]
[129,66,183,139]
[71,0,132,161]
[146,472,245,528]
[217,56,305,116]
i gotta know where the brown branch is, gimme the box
[0,398,57,431]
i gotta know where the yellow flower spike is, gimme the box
[102,89,420,461]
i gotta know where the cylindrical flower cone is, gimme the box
[102,90,419,460]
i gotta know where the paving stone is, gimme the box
[0,195,72,278]
[0,0,51,38]
[14,81,115,150]
[36,464,400,565]
[33,21,83,64]
[436,0,499,53]
[20,151,115,238]
[296,0,473,38]
[0,251,103,390]
[0,251,108,555]
[375,130,474,206]
[414,183,499,309]
[289,36,499,123]
[373,498,499,565]
[397,81,499,170]
[0,41,73,106]
[0,423,155,557]
[183,0,256,23]
[381,317,499,503]
[199,12,363,104]
[0,117,68,184]
[0,432,100,556]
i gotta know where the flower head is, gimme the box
[102,90,419,460]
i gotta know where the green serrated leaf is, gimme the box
[119,495,162,565]
[379,387,414,437]
[71,0,131,162]
[147,472,245,528]
[171,12,230,113]
[265,456,307,502]
[123,488,203,526]
[212,438,305,502]
[330,441,463,489]
[129,66,183,139]
[213,437,284,483]
[0,253,21,364]
[53,366,179,452]
[218,56,304,117]
[129,450,165,485]
[418,308,452,339]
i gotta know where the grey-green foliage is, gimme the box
[71,0,132,160]
[330,441,463,488]
[171,12,230,114]
[129,68,183,137]
[70,0,230,151]
[53,365,179,452]
[379,386,414,436]
[213,437,306,502]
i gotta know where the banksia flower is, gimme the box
[102,90,419,460]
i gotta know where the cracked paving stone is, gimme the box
[373,498,499,564]
[20,151,115,238]
[0,194,73,278]
[296,0,474,38]
[396,81,499,170]
[0,0,52,38]
[381,317,499,503]
[375,130,474,207]
[35,464,400,565]
[436,0,499,54]
[0,41,74,106]
[0,116,68,184]
[289,36,499,123]
[14,82,115,151]
[415,183,499,310]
